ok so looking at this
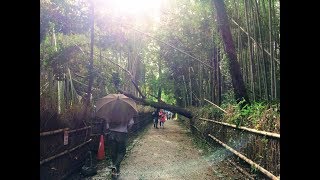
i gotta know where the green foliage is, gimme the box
[161,92,176,105]
[223,101,280,133]
[40,0,90,43]
[221,90,236,105]
[191,105,223,120]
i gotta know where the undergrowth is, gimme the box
[191,100,280,133]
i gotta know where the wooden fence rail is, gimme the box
[199,118,280,138]
[40,126,91,137]
[40,128,69,137]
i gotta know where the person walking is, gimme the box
[95,94,138,180]
[152,109,159,129]
[104,118,134,179]
[159,109,166,128]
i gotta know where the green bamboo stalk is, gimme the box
[245,0,255,101]
[269,0,274,100]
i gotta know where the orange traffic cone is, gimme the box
[97,135,105,160]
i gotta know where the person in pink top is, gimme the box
[159,109,166,128]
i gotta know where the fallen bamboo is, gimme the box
[200,118,280,139]
[204,98,227,113]
[40,128,69,137]
[40,139,92,165]
[227,159,254,180]
[208,134,278,180]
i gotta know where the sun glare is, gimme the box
[111,0,162,15]
[96,0,165,23]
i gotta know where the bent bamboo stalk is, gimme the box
[204,98,227,113]
[208,134,278,180]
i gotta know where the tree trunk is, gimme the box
[212,0,250,104]
[117,89,193,119]
[85,3,94,108]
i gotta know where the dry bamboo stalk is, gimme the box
[204,98,227,113]
[40,128,69,137]
[227,159,254,180]
[208,134,278,180]
[68,126,91,133]
[199,118,280,138]
[40,139,92,165]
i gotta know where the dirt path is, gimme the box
[119,119,242,180]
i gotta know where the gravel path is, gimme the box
[119,119,241,180]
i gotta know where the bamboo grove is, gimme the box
[40,0,279,130]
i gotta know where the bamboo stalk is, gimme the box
[40,128,69,137]
[217,47,222,106]
[204,98,227,113]
[227,159,255,180]
[245,0,255,101]
[200,117,280,138]
[253,0,269,101]
[208,134,278,180]
[40,139,92,165]
[268,0,274,100]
